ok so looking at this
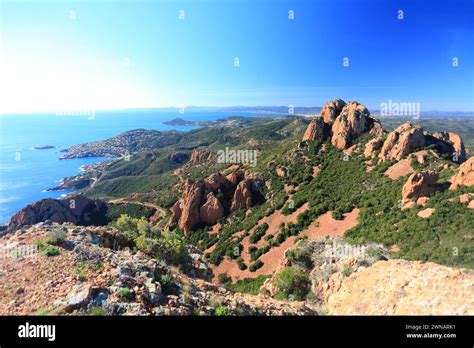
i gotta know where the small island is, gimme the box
[163,117,200,126]
[33,145,56,150]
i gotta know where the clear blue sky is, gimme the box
[1,0,473,112]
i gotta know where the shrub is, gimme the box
[272,267,310,300]
[118,287,135,301]
[249,260,264,272]
[228,275,270,295]
[218,273,232,285]
[214,306,229,316]
[40,246,60,257]
[286,247,313,269]
[341,265,353,277]
[87,307,106,316]
[249,223,269,244]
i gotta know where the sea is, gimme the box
[0,109,264,224]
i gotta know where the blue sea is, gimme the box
[0,109,259,224]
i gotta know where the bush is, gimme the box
[228,275,270,295]
[118,287,135,301]
[272,267,310,300]
[286,247,313,269]
[218,273,232,285]
[40,246,60,257]
[249,223,269,244]
[249,260,264,272]
[214,306,229,316]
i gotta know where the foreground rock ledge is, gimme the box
[327,259,474,315]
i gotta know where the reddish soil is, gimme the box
[210,207,360,283]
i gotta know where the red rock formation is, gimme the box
[432,131,466,163]
[231,180,253,211]
[170,172,263,233]
[199,193,224,225]
[190,149,212,164]
[226,169,244,186]
[364,137,383,158]
[379,123,426,161]
[320,99,346,124]
[402,171,440,202]
[449,157,474,190]
[331,101,380,149]
[177,181,205,233]
[302,117,325,141]
[204,173,228,191]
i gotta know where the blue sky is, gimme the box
[0,0,473,112]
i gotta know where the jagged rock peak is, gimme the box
[320,98,346,124]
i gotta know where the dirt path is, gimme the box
[107,199,166,221]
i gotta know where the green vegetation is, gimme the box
[273,267,310,301]
[249,223,269,244]
[118,287,135,301]
[249,260,264,272]
[87,307,106,316]
[217,273,232,285]
[40,246,60,257]
[227,275,271,295]
[113,214,187,266]
[106,203,156,222]
[214,306,229,316]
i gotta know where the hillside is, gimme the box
[5,99,473,315]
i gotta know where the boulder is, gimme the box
[379,123,426,161]
[449,157,474,190]
[401,171,440,202]
[204,173,229,192]
[231,180,254,211]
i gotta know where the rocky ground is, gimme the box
[0,223,316,316]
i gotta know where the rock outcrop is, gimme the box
[379,123,426,161]
[226,169,245,186]
[302,99,382,149]
[401,171,441,202]
[449,157,474,190]
[302,117,325,141]
[432,131,466,163]
[326,259,474,315]
[7,196,108,233]
[331,101,382,149]
[364,137,383,158]
[320,98,346,124]
[172,181,205,233]
[171,172,264,233]
[231,180,254,211]
[190,149,213,164]
[199,193,225,225]
[379,123,466,163]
